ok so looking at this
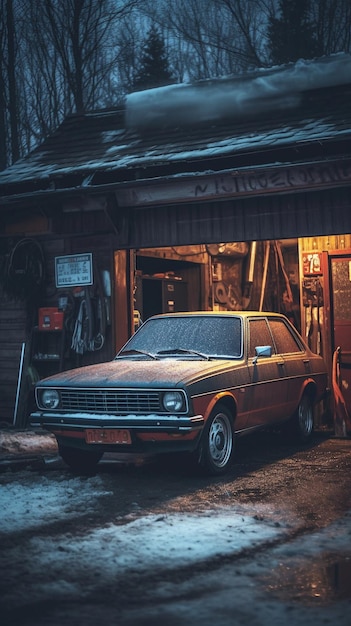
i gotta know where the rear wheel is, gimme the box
[287,393,314,444]
[198,404,235,475]
[58,443,103,473]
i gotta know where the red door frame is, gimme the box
[322,249,351,426]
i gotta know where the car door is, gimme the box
[268,317,309,419]
[245,317,289,428]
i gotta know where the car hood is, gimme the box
[37,358,240,388]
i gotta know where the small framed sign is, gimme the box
[55,253,93,288]
[302,252,322,276]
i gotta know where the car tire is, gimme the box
[58,443,103,473]
[198,404,235,475]
[287,393,314,444]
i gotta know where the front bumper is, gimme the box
[30,411,205,433]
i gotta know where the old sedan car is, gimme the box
[30,311,328,475]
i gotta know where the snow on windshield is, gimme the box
[121,316,242,358]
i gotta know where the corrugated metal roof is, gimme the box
[0,55,350,201]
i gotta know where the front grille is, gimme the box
[59,389,162,414]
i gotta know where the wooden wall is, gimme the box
[0,233,118,426]
[300,235,351,253]
[0,289,28,424]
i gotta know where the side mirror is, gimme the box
[252,345,272,364]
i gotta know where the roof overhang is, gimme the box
[0,156,350,212]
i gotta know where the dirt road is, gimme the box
[1,430,351,625]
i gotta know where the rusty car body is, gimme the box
[30,311,328,475]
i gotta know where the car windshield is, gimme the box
[117,315,242,359]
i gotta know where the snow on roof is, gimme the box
[0,54,350,194]
[125,54,351,130]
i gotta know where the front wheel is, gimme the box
[58,443,103,474]
[198,404,235,475]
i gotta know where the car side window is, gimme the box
[268,319,302,354]
[248,319,275,358]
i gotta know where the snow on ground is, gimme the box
[1,473,112,532]
[1,469,351,623]
[0,429,57,456]
[1,432,351,624]
[0,466,288,609]
[1,470,286,561]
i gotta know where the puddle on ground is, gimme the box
[263,553,351,604]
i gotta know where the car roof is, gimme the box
[149,311,288,320]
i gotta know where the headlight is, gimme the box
[162,391,185,412]
[40,389,60,409]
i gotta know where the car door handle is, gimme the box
[303,359,311,372]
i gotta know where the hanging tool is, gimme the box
[242,242,257,309]
[274,241,293,305]
[316,279,322,355]
[259,241,270,311]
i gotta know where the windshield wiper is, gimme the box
[116,349,158,360]
[156,348,210,360]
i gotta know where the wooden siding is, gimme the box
[300,235,351,253]
[126,188,351,250]
[0,234,118,426]
[0,295,28,423]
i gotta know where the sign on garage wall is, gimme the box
[55,253,93,287]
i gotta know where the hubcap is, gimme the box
[299,399,313,436]
[208,414,232,467]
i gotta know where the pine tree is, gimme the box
[132,25,174,91]
[268,0,318,64]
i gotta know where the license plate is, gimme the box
[85,429,131,445]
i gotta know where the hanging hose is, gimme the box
[3,238,45,300]
[70,277,106,355]
[71,299,88,355]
